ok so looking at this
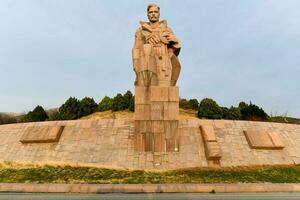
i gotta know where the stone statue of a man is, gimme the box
[132,4,181,87]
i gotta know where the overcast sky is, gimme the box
[0,0,299,117]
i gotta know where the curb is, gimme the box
[1,183,300,193]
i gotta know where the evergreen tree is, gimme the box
[179,98,190,109]
[198,98,223,119]
[59,97,80,120]
[188,99,199,110]
[239,102,269,121]
[98,96,113,111]
[112,93,127,111]
[123,90,133,109]
[79,97,98,117]
[129,96,135,112]
[48,110,62,121]
[21,105,48,122]
[222,106,241,120]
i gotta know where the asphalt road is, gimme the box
[1,193,300,200]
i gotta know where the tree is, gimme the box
[123,90,133,109]
[48,110,62,121]
[59,97,80,120]
[238,101,248,110]
[198,98,223,119]
[179,98,199,110]
[239,101,269,121]
[79,97,98,117]
[179,98,190,109]
[222,106,241,120]
[188,99,199,110]
[21,105,48,122]
[112,93,127,111]
[98,96,112,111]
[129,96,135,112]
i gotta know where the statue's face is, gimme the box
[147,6,160,23]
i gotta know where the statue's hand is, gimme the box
[162,32,178,44]
[146,33,160,45]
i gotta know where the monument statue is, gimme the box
[132,3,181,87]
[133,4,180,152]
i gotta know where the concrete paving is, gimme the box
[1,183,300,194]
[1,193,300,200]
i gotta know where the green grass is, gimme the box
[1,165,300,184]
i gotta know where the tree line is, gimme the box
[180,98,269,121]
[21,91,134,122]
[0,91,286,124]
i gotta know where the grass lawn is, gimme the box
[1,165,300,184]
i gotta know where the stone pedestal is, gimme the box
[134,86,179,152]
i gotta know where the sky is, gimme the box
[0,0,299,117]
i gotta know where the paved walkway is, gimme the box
[1,183,300,193]
[1,193,300,200]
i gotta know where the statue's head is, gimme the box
[147,3,160,23]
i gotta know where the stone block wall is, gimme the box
[134,86,179,152]
[0,119,299,170]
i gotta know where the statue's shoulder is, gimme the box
[134,22,144,36]
[159,20,168,27]
[134,21,148,34]
[158,20,169,31]
[135,26,142,33]
[139,21,152,32]
[139,21,148,26]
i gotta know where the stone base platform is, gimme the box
[0,119,300,170]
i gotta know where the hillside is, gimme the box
[80,108,198,120]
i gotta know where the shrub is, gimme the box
[59,97,80,120]
[269,116,300,124]
[98,96,112,111]
[198,98,223,119]
[0,113,17,125]
[79,97,98,117]
[21,105,48,122]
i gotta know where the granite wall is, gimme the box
[0,119,299,170]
